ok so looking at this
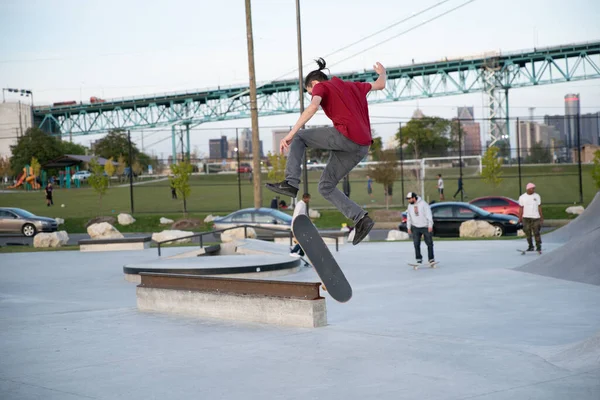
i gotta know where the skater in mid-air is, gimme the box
[266,58,387,245]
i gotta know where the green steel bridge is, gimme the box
[34,40,600,152]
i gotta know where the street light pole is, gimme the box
[295,0,309,204]
[244,0,262,208]
[236,128,242,209]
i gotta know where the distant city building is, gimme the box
[457,107,482,156]
[208,136,228,160]
[0,102,33,158]
[239,128,264,158]
[517,121,561,160]
[272,129,288,155]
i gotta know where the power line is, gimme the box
[330,0,478,68]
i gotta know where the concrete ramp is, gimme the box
[543,190,600,244]
[537,331,600,372]
[516,226,600,286]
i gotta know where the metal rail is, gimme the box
[155,224,344,256]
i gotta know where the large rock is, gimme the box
[386,230,409,241]
[204,214,220,223]
[309,209,321,219]
[566,206,585,215]
[33,231,69,248]
[221,227,257,243]
[54,218,65,226]
[160,217,174,225]
[152,230,193,244]
[85,216,116,228]
[459,220,497,238]
[87,222,124,239]
[118,213,136,226]
[171,219,202,230]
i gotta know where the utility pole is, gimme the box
[296,0,309,202]
[244,0,262,208]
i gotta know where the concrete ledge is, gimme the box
[135,274,326,328]
[79,236,151,252]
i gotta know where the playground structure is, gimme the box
[8,166,41,190]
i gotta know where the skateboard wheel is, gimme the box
[321,285,327,291]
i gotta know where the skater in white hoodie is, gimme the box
[405,192,435,265]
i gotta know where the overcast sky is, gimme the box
[1,0,599,157]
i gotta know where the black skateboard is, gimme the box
[292,214,352,303]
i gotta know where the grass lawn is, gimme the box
[1,164,596,232]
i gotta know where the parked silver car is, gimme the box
[212,207,292,240]
[0,208,58,237]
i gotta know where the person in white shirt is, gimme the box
[518,182,544,253]
[406,192,435,264]
[437,174,444,201]
[290,193,311,257]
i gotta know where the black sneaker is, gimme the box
[352,214,374,245]
[416,259,423,264]
[527,247,535,252]
[265,180,298,198]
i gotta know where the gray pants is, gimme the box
[285,127,369,223]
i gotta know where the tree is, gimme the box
[93,130,139,161]
[526,142,552,164]
[132,160,143,178]
[61,141,88,155]
[87,157,110,212]
[104,157,115,185]
[30,157,41,177]
[267,151,286,182]
[169,161,193,215]
[368,149,399,209]
[10,127,63,172]
[116,155,126,182]
[0,156,13,179]
[370,136,383,161]
[481,146,503,188]
[591,150,600,190]
[397,116,453,160]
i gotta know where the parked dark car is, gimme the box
[469,196,521,217]
[398,202,521,237]
[212,207,292,240]
[0,207,58,237]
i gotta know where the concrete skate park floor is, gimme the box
[1,240,599,399]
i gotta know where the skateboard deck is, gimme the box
[517,249,542,255]
[408,261,439,270]
[292,214,352,303]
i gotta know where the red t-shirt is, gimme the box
[311,77,372,146]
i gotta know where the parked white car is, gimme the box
[71,170,92,182]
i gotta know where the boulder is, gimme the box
[309,209,321,219]
[386,230,409,241]
[117,213,136,226]
[85,216,116,228]
[171,218,202,230]
[459,220,497,238]
[87,222,124,239]
[221,227,257,243]
[160,217,174,225]
[204,215,220,223]
[566,206,585,215]
[33,231,69,248]
[152,230,193,244]
[54,218,65,225]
